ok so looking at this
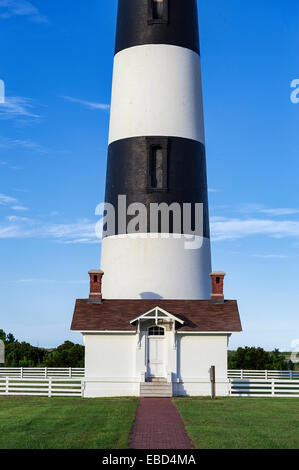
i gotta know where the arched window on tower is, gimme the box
[147,137,168,192]
[148,0,168,24]
[153,0,164,20]
[151,146,163,189]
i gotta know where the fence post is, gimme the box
[210,366,216,399]
[265,370,268,380]
[44,367,47,378]
[241,369,243,379]
[69,367,72,378]
[271,380,275,397]
[48,377,52,398]
[5,376,9,395]
[20,367,23,378]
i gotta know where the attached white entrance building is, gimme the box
[71,273,242,398]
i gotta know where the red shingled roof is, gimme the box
[71,299,242,332]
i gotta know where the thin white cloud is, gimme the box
[259,208,299,216]
[16,279,55,284]
[0,215,99,244]
[238,203,265,213]
[0,193,17,205]
[237,203,299,217]
[208,188,221,193]
[253,254,289,259]
[11,205,29,211]
[0,194,29,213]
[6,215,32,222]
[0,160,22,171]
[0,136,46,152]
[62,96,110,111]
[0,0,47,23]
[62,238,100,245]
[15,279,88,284]
[211,217,299,241]
[0,96,40,119]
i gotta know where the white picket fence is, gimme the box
[0,367,84,378]
[0,377,83,397]
[228,369,299,380]
[1,368,297,380]
[229,379,299,397]
[0,368,299,399]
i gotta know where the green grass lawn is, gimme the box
[174,397,299,449]
[0,396,138,449]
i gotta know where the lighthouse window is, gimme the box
[153,0,164,20]
[148,0,168,24]
[93,275,98,283]
[151,147,163,189]
[147,138,168,192]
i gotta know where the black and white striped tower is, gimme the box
[101,0,212,300]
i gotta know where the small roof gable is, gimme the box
[130,306,185,325]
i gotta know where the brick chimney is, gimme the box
[88,270,104,303]
[210,271,226,303]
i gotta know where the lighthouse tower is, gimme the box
[71,0,242,399]
[100,0,211,300]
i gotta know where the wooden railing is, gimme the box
[0,377,83,397]
[0,367,84,378]
[228,369,299,380]
[229,379,299,397]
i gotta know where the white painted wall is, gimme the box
[101,234,211,300]
[176,334,229,396]
[84,333,139,397]
[109,44,205,145]
[84,334,137,378]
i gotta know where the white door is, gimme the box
[148,337,165,378]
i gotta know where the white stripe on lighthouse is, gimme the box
[101,234,211,300]
[108,44,205,145]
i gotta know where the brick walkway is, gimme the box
[130,398,193,449]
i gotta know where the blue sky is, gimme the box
[0,0,298,350]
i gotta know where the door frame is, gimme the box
[146,325,166,378]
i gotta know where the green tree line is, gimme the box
[228,347,294,370]
[0,329,84,367]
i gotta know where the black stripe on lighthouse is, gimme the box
[105,136,210,238]
[115,0,200,55]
